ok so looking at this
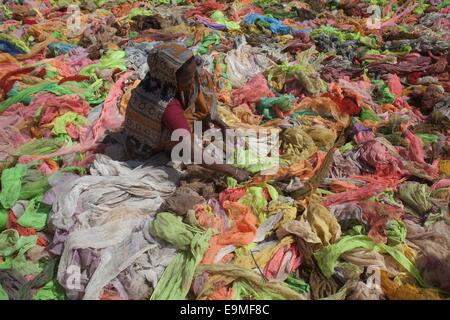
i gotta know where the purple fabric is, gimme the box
[60,248,101,300]
[47,228,69,255]
[43,173,80,205]
[208,198,230,230]
[351,122,371,137]
[197,18,227,31]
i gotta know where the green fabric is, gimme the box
[0,4,13,19]
[437,0,450,9]
[0,82,73,112]
[226,177,238,188]
[268,52,328,96]
[0,164,28,209]
[233,148,280,173]
[195,33,221,56]
[238,184,278,223]
[52,112,89,136]
[150,212,204,250]
[211,11,240,30]
[311,25,379,49]
[359,108,382,122]
[398,182,432,216]
[81,78,108,105]
[239,186,268,223]
[33,280,65,300]
[60,166,86,175]
[0,33,30,53]
[127,8,153,19]
[197,264,305,300]
[0,284,8,300]
[366,45,412,57]
[19,169,51,201]
[257,95,296,119]
[381,86,396,104]
[292,109,317,118]
[339,141,354,153]
[386,220,407,246]
[413,1,429,14]
[0,208,7,231]
[17,197,51,231]
[17,259,65,300]
[314,235,426,287]
[0,230,36,256]
[79,50,126,80]
[233,280,290,300]
[13,137,66,156]
[372,79,396,104]
[0,229,41,276]
[150,212,213,300]
[285,275,310,294]
[266,184,279,202]
[417,133,438,145]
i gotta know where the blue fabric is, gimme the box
[243,13,311,35]
[0,40,25,55]
[48,42,79,56]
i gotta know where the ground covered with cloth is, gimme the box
[0,0,449,300]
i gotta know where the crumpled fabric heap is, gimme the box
[50,154,180,300]
[0,0,449,301]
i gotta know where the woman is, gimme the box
[124,43,249,181]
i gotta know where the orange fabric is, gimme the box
[202,201,257,264]
[219,188,247,204]
[194,203,224,232]
[380,271,441,300]
[328,179,358,192]
[206,285,233,300]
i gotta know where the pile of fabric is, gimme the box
[0,0,449,300]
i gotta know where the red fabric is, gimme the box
[338,97,361,116]
[161,98,191,133]
[6,211,48,246]
[219,188,247,205]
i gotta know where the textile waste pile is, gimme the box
[0,0,449,300]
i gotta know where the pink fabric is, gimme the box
[50,52,95,77]
[388,73,402,97]
[80,71,133,148]
[263,244,302,280]
[357,140,406,178]
[360,201,404,244]
[431,179,450,190]
[232,74,274,107]
[162,98,191,133]
[354,131,375,144]
[322,177,400,207]
[18,72,134,165]
[27,93,89,125]
[404,129,425,164]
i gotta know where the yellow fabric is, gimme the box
[438,160,450,176]
[305,195,341,245]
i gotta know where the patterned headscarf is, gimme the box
[147,42,194,85]
[124,43,217,152]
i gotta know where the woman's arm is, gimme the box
[163,99,251,182]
